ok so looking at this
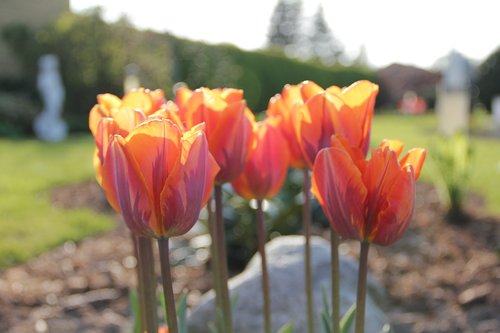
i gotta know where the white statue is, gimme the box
[33,54,68,142]
[442,50,471,92]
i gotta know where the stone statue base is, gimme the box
[33,111,68,142]
[436,89,470,136]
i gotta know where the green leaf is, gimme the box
[276,322,294,333]
[208,322,219,333]
[340,304,356,333]
[177,293,188,333]
[158,287,167,324]
[320,286,331,333]
[128,288,142,333]
[321,312,332,333]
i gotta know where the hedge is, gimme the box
[1,9,375,135]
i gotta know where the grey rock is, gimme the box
[188,235,389,333]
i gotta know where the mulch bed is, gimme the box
[0,182,498,332]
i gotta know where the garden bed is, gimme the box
[0,182,498,332]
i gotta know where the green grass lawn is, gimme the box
[0,135,115,269]
[0,111,499,270]
[371,110,500,215]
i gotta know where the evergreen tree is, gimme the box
[353,45,369,67]
[267,0,302,50]
[309,5,343,64]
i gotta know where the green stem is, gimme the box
[158,238,179,333]
[257,200,272,333]
[354,241,370,333]
[215,185,233,333]
[131,234,146,333]
[303,168,315,333]
[136,236,158,333]
[207,195,223,331]
[330,230,340,333]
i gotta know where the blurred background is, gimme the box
[0,1,499,332]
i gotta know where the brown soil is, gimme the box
[0,182,498,332]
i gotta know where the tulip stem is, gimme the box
[303,168,315,333]
[207,196,223,331]
[136,236,158,333]
[330,230,340,333]
[158,237,179,333]
[215,185,233,333]
[131,234,145,333]
[257,200,272,333]
[355,241,370,333]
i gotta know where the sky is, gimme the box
[70,0,500,70]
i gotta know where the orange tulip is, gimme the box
[90,91,184,184]
[100,119,219,238]
[333,80,379,155]
[89,88,166,136]
[294,80,379,169]
[175,86,256,184]
[266,84,307,169]
[311,135,426,246]
[294,90,345,169]
[232,117,290,200]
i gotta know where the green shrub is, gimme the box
[0,92,38,136]
[173,36,375,112]
[431,133,473,223]
[477,46,500,112]
[2,9,173,133]
[2,9,375,135]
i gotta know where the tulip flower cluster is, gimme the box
[89,80,425,333]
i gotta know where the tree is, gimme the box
[267,0,302,50]
[308,5,343,64]
[478,46,500,112]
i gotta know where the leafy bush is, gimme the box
[477,46,500,112]
[173,37,375,112]
[2,9,375,135]
[222,168,328,269]
[0,92,38,136]
[2,9,173,133]
[431,133,473,223]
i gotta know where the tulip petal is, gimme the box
[369,165,415,245]
[266,85,306,169]
[150,102,185,130]
[300,80,324,102]
[124,119,183,228]
[330,135,366,172]
[112,108,148,135]
[312,147,367,240]
[94,118,117,161]
[339,80,379,154]
[175,85,194,120]
[221,88,244,104]
[281,84,303,106]
[232,119,289,199]
[160,130,214,237]
[89,104,105,136]
[97,93,122,112]
[210,101,253,183]
[296,93,343,168]
[121,89,154,115]
[380,139,404,157]
[326,86,342,95]
[399,148,426,180]
[181,123,220,203]
[340,80,379,108]
[101,136,153,237]
[363,147,402,239]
